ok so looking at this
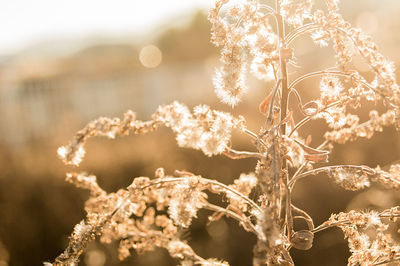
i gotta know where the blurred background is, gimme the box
[0,0,399,265]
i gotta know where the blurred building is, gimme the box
[0,11,218,147]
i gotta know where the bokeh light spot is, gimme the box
[84,249,106,266]
[206,219,228,241]
[139,45,162,68]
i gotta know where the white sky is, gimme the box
[0,0,214,56]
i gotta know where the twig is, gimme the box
[288,165,375,189]
[140,176,263,214]
[291,204,314,230]
[223,147,263,159]
[203,202,258,234]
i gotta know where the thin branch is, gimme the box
[243,128,268,148]
[285,70,398,138]
[288,98,348,138]
[291,204,314,230]
[288,70,349,91]
[288,165,375,189]
[258,3,276,15]
[289,73,398,139]
[288,88,303,110]
[141,177,263,214]
[373,257,400,266]
[288,140,328,187]
[284,15,400,108]
[203,202,258,234]
[289,116,312,138]
[287,22,400,108]
[223,147,263,159]
[312,208,400,234]
[284,177,293,237]
[288,70,398,108]
[285,23,319,45]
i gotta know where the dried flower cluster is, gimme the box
[314,207,400,265]
[50,0,400,265]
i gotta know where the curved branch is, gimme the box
[286,70,398,138]
[285,23,319,45]
[312,207,400,234]
[203,203,258,234]
[291,204,314,230]
[288,100,342,138]
[288,140,328,187]
[285,21,399,108]
[140,177,263,214]
[288,70,397,107]
[288,70,348,91]
[288,165,375,189]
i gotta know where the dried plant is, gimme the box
[49,0,400,265]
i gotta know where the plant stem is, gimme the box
[275,0,291,228]
[276,6,288,136]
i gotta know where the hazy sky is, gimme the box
[0,0,214,55]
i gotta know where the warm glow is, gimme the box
[0,0,214,56]
[139,45,162,68]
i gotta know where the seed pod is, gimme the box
[290,230,314,250]
[301,101,319,116]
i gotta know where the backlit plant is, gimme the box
[50,0,400,265]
